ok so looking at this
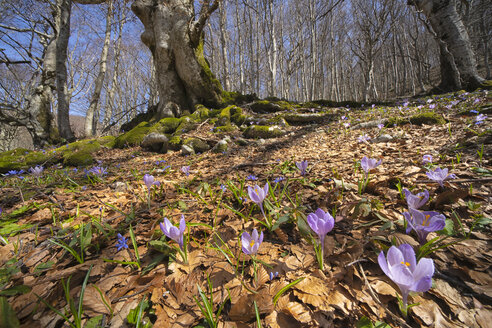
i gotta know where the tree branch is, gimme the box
[190,0,221,45]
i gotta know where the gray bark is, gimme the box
[409,0,485,90]
[85,1,113,137]
[131,0,222,118]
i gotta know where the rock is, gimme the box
[212,139,228,153]
[258,139,266,145]
[184,137,210,153]
[181,144,195,156]
[250,100,293,113]
[141,133,169,153]
[243,125,286,139]
[283,113,335,124]
[235,138,249,146]
[371,134,394,143]
[110,181,128,192]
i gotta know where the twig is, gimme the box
[231,162,275,170]
[357,263,413,328]
[415,177,492,184]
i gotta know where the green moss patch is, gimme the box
[169,136,183,151]
[243,125,285,139]
[386,112,446,127]
[152,117,182,134]
[0,149,52,174]
[250,100,293,113]
[184,138,210,153]
[113,122,152,148]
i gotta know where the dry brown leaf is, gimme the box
[82,285,112,316]
[281,302,312,324]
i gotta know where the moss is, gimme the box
[169,135,183,151]
[113,122,152,148]
[175,117,196,134]
[99,136,116,147]
[0,148,54,174]
[409,112,446,125]
[62,140,101,167]
[152,117,182,134]
[250,100,293,113]
[481,80,492,90]
[209,109,222,118]
[243,125,285,139]
[214,125,238,133]
[63,151,94,167]
[195,38,223,106]
[221,91,257,106]
[191,105,210,121]
[184,138,210,153]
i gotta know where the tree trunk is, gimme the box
[85,1,113,137]
[218,1,230,91]
[409,0,484,90]
[56,0,75,142]
[131,0,222,118]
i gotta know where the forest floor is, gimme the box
[1,90,491,328]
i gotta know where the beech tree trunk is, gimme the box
[131,0,222,118]
[408,0,484,90]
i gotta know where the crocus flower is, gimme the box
[360,156,381,174]
[160,215,186,250]
[475,114,487,125]
[115,233,129,252]
[273,176,284,184]
[343,122,350,128]
[296,160,308,176]
[422,154,433,165]
[246,175,258,181]
[403,189,429,210]
[403,209,446,244]
[29,166,44,177]
[426,167,457,187]
[241,229,264,255]
[248,183,269,217]
[220,184,227,192]
[89,166,107,178]
[181,166,190,176]
[143,174,160,192]
[307,208,335,251]
[377,123,384,129]
[378,244,434,310]
[358,134,371,143]
[269,271,279,280]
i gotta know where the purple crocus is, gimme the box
[403,209,446,245]
[307,208,335,251]
[422,154,433,165]
[403,189,429,210]
[426,167,457,187]
[241,229,264,255]
[377,123,384,130]
[160,215,186,250]
[296,160,308,176]
[29,165,44,178]
[143,174,160,192]
[88,166,107,178]
[378,244,434,310]
[247,183,269,217]
[115,233,129,252]
[181,166,190,176]
[358,134,371,143]
[475,114,487,125]
[360,157,382,174]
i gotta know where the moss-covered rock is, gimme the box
[99,136,116,147]
[184,137,210,153]
[283,113,335,125]
[63,151,95,166]
[113,122,152,148]
[191,104,210,121]
[243,125,286,139]
[250,100,293,113]
[175,117,196,134]
[0,148,54,174]
[214,125,238,133]
[152,117,182,134]
[62,139,101,167]
[212,140,228,153]
[169,135,183,151]
[386,112,446,127]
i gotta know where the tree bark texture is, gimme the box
[131,0,222,118]
[409,0,484,90]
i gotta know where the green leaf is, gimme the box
[271,213,290,231]
[0,297,20,328]
[127,298,149,324]
[439,219,454,236]
[33,261,54,276]
[356,316,374,328]
[148,240,172,255]
[0,285,31,297]
[83,315,103,328]
[296,216,312,239]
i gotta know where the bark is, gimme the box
[56,0,75,142]
[131,0,222,118]
[218,1,230,91]
[85,0,113,137]
[408,0,484,90]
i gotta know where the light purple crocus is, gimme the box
[29,165,44,178]
[307,208,335,252]
[296,160,308,176]
[89,166,107,178]
[241,228,264,255]
[403,189,429,210]
[403,209,446,245]
[358,134,371,143]
[377,123,384,130]
[360,157,382,174]
[426,167,457,187]
[378,244,434,309]
[143,174,160,192]
[248,183,269,217]
[422,154,433,165]
[160,215,186,250]
[181,166,190,176]
[475,114,487,125]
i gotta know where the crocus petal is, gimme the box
[398,244,417,270]
[388,263,413,288]
[378,251,391,277]
[179,215,186,234]
[403,212,414,234]
[386,246,404,267]
[251,229,258,242]
[307,213,319,234]
[263,183,269,196]
[413,258,434,281]
[315,208,326,219]
[412,276,433,293]
[258,230,264,245]
[427,215,446,232]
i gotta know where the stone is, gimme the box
[212,139,228,153]
[181,144,195,156]
[141,133,169,153]
[371,134,394,143]
[243,125,286,139]
[110,181,128,192]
